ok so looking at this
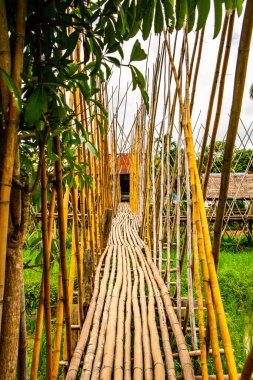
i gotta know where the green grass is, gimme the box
[218,247,253,371]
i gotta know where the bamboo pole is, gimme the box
[89,248,117,379]
[176,122,182,325]
[54,135,72,362]
[192,223,208,379]
[30,188,56,380]
[198,14,230,173]
[52,187,69,380]
[158,120,165,274]
[202,11,235,197]
[213,0,253,266]
[0,0,27,333]
[66,247,110,380]
[81,246,117,380]
[41,157,53,379]
[164,28,238,378]
[190,26,205,112]
[124,249,132,380]
[71,186,84,325]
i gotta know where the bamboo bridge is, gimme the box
[65,204,234,380]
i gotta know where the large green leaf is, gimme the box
[196,0,210,30]
[0,68,22,113]
[142,0,156,40]
[186,0,197,32]
[162,0,175,31]
[61,30,80,59]
[213,0,223,38]
[176,0,187,30]
[224,0,233,12]
[130,39,147,62]
[25,86,48,127]
[155,0,164,33]
[130,65,149,112]
[86,141,99,157]
[106,56,121,67]
[236,0,243,16]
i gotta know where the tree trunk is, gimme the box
[18,278,27,380]
[0,146,22,379]
[213,0,253,268]
[0,244,22,380]
[241,345,253,380]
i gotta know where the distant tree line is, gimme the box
[201,141,253,173]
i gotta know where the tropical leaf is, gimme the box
[224,0,233,12]
[142,0,156,40]
[0,68,22,113]
[155,0,164,33]
[176,0,187,30]
[86,141,99,157]
[213,0,223,38]
[186,0,197,32]
[130,65,149,112]
[61,30,80,59]
[196,0,210,30]
[25,86,48,127]
[162,0,175,31]
[106,56,121,67]
[130,39,147,62]
[236,0,243,16]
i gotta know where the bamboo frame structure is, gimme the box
[0,4,252,379]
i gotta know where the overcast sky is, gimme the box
[107,5,253,152]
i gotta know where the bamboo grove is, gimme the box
[0,0,253,379]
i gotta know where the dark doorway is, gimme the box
[120,174,130,202]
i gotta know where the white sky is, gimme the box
[107,5,253,152]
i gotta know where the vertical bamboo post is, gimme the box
[176,123,182,324]
[164,28,238,377]
[71,186,84,325]
[52,188,70,380]
[0,0,27,332]
[30,188,56,380]
[41,157,53,379]
[198,14,230,173]
[54,135,72,362]
[202,11,235,197]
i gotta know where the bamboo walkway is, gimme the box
[66,203,197,380]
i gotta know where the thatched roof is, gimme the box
[206,173,253,200]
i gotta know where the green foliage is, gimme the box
[176,0,187,30]
[130,39,147,62]
[201,141,253,173]
[196,0,210,31]
[218,249,253,370]
[214,0,223,38]
[0,68,22,112]
[4,0,245,203]
[25,278,59,315]
[130,65,149,112]
[155,0,164,34]
[24,86,48,127]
